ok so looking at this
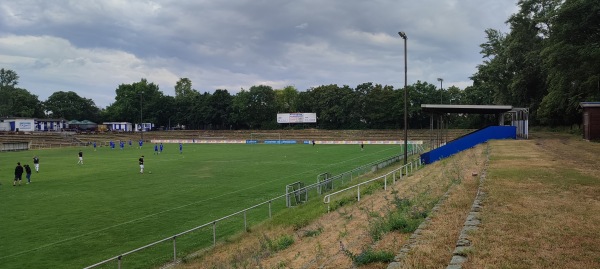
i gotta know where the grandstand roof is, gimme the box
[421,104,513,114]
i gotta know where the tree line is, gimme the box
[0,69,497,130]
[1,0,596,130]
[471,0,599,126]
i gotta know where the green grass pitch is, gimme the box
[0,143,402,268]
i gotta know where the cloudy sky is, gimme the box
[0,0,518,108]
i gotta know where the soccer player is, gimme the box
[120,141,125,150]
[128,140,132,147]
[77,150,84,165]
[154,144,159,155]
[14,162,23,186]
[139,155,144,174]
[138,139,143,149]
[93,141,97,151]
[179,143,183,154]
[159,143,163,154]
[24,164,32,184]
[33,156,40,172]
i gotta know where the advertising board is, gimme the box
[277,113,317,124]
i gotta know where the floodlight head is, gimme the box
[437,78,443,82]
[398,32,407,39]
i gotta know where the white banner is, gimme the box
[277,113,317,123]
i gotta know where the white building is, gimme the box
[0,118,35,132]
[36,118,66,131]
[103,122,133,132]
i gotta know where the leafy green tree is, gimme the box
[104,78,167,128]
[501,0,559,122]
[230,89,251,129]
[539,0,600,125]
[174,78,195,98]
[470,28,510,106]
[207,89,233,129]
[0,68,19,87]
[9,88,45,118]
[445,86,463,105]
[173,78,201,129]
[44,91,101,121]
[0,68,21,117]
[302,84,359,129]
[0,69,44,118]
[275,85,299,113]
[356,82,398,129]
[246,85,278,129]
[406,81,439,129]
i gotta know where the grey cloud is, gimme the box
[0,0,515,107]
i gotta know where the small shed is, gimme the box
[580,102,600,140]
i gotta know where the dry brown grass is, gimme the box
[464,134,600,269]
[400,146,486,268]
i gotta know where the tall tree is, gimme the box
[245,85,278,129]
[9,88,45,118]
[230,89,251,129]
[173,78,201,129]
[539,0,600,125]
[470,28,510,106]
[174,78,195,98]
[0,68,19,87]
[0,68,21,117]
[304,84,359,129]
[274,85,299,113]
[44,91,100,121]
[356,82,398,129]
[501,0,560,122]
[207,89,233,129]
[104,79,167,127]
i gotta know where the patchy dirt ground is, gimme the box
[174,144,488,269]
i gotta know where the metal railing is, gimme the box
[285,145,423,207]
[323,158,422,212]
[85,145,424,269]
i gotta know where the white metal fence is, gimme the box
[323,158,422,212]
[85,145,424,269]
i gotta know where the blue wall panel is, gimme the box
[420,126,516,164]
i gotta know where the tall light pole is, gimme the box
[139,91,144,141]
[437,78,443,103]
[398,31,408,165]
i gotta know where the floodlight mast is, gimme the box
[139,91,144,141]
[437,78,443,103]
[398,31,408,165]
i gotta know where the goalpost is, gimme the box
[286,181,307,207]
[317,172,333,195]
[250,132,281,143]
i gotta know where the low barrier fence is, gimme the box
[286,145,422,207]
[85,145,424,269]
[323,158,422,212]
